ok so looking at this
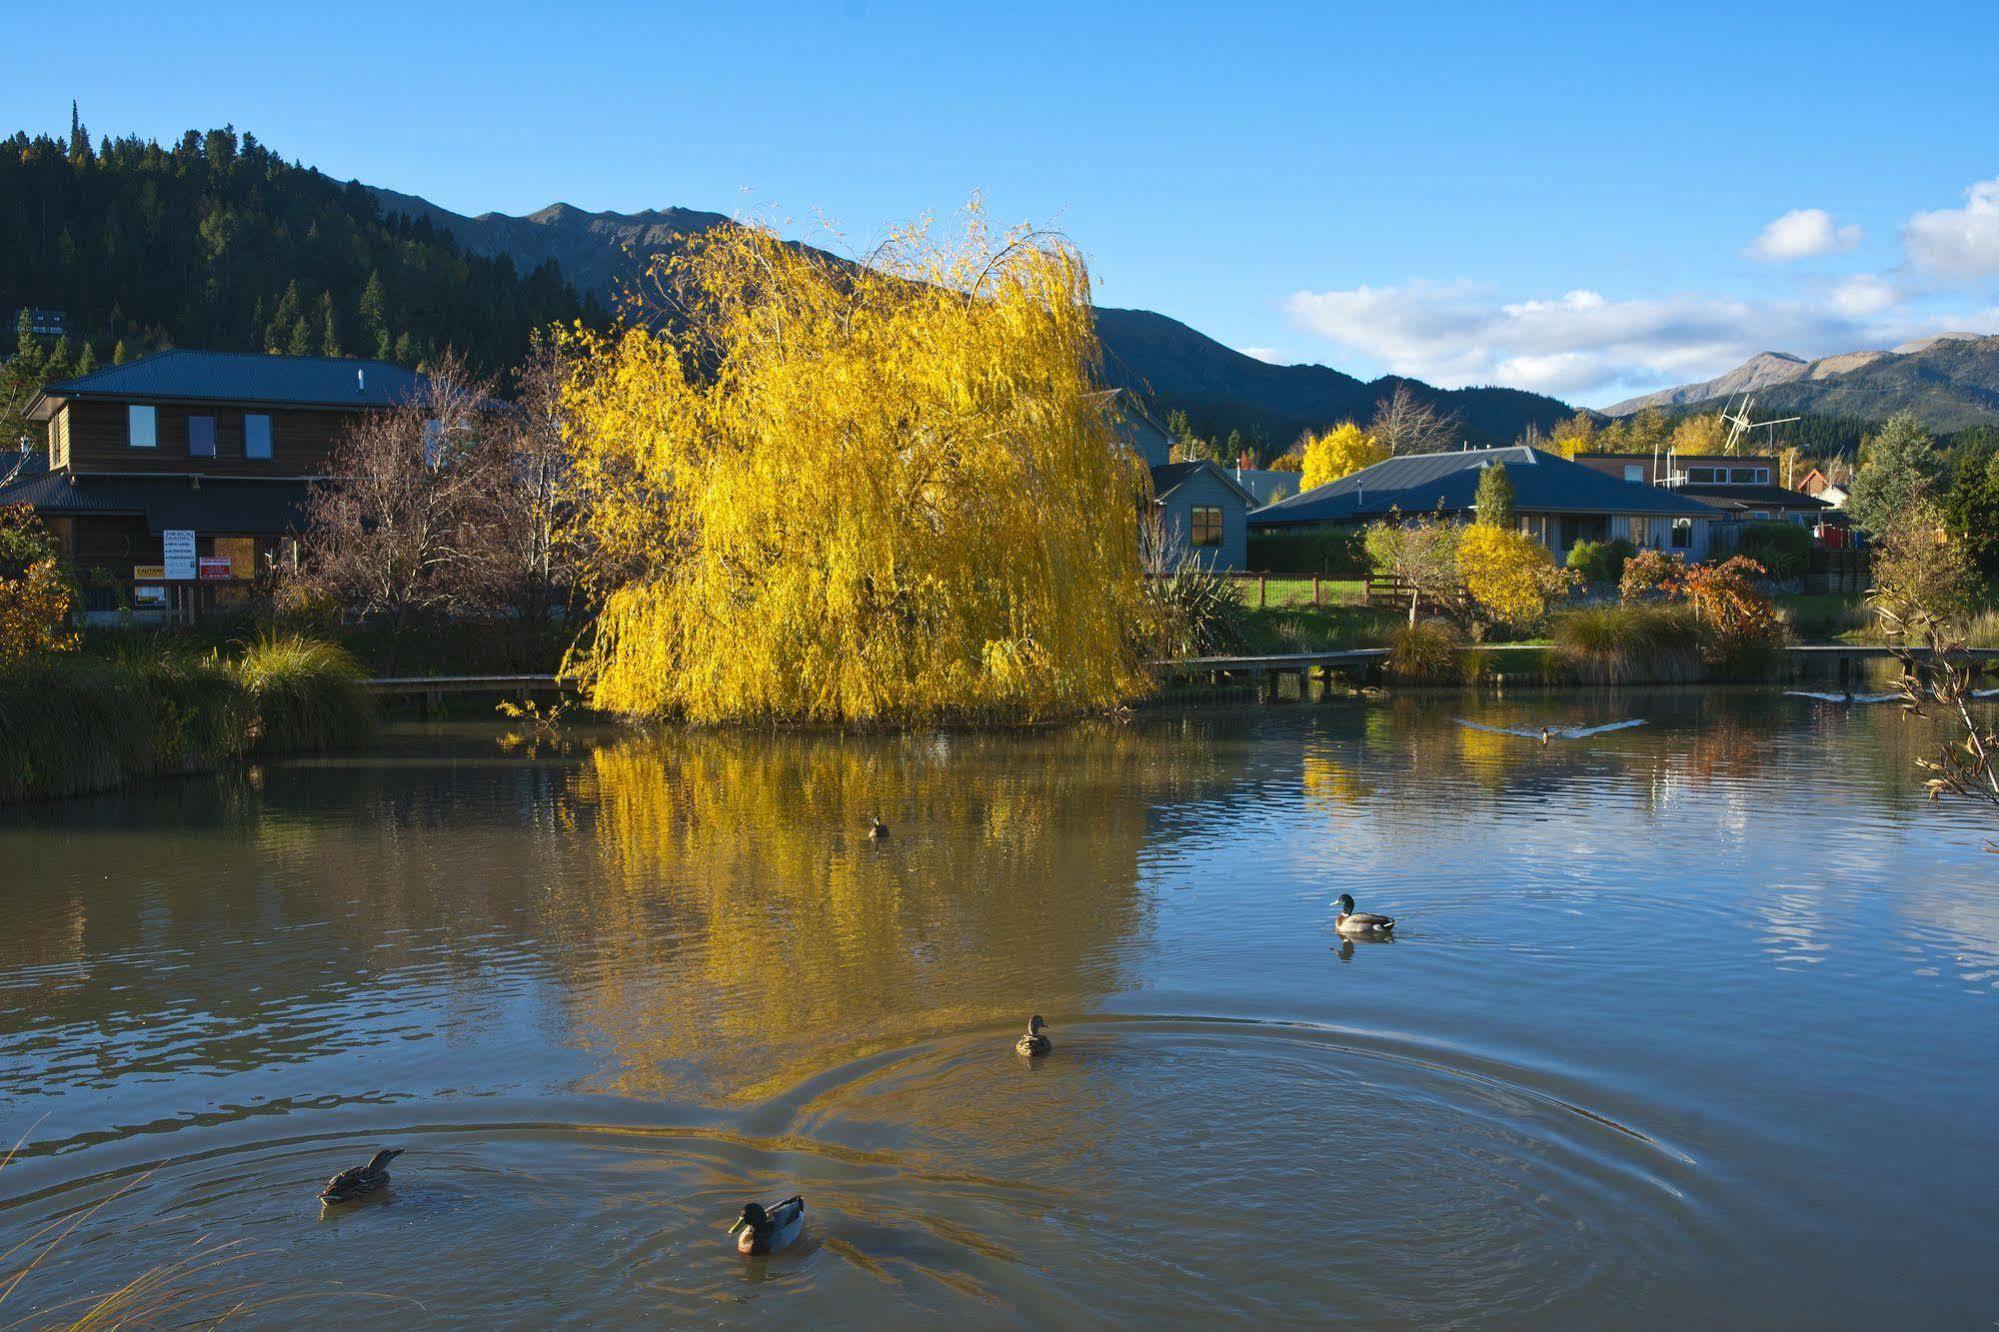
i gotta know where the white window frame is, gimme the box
[244,413,272,460]
[128,404,157,448]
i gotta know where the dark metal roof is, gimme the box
[1674,484,1829,512]
[1149,460,1256,507]
[1249,446,1718,528]
[0,471,311,534]
[30,350,427,418]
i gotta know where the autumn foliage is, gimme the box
[1457,522,1574,627]
[0,505,76,665]
[560,209,1150,724]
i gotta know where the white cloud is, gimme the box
[1238,346,1284,364]
[1278,174,1999,406]
[1829,273,1897,318]
[1904,177,1999,279]
[1746,208,1863,262]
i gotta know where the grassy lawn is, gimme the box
[1229,575,1367,609]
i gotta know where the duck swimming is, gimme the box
[729,1196,806,1255]
[1015,1015,1051,1057]
[867,816,890,840]
[319,1147,403,1204]
[1334,893,1395,937]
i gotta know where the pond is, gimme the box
[1,693,1995,1327]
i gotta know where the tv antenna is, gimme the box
[1718,396,1800,455]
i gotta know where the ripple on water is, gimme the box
[0,1017,1721,1328]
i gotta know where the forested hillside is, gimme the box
[0,113,602,378]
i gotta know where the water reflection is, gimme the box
[3,697,1998,1325]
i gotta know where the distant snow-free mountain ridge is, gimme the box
[1605,331,1999,429]
[364,187,1580,450]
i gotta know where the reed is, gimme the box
[235,633,375,755]
[0,636,377,803]
[1550,604,1705,685]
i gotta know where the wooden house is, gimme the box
[0,350,426,619]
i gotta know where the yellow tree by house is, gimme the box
[1300,421,1387,491]
[559,208,1152,725]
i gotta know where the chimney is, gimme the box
[1238,449,1253,472]
[357,367,366,394]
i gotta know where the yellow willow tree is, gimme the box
[560,209,1152,724]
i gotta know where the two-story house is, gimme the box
[0,350,426,618]
[1571,452,1829,525]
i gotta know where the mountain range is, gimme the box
[1605,331,1999,430]
[364,189,1577,450]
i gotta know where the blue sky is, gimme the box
[10,0,1999,405]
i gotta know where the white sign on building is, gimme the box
[162,529,197,581]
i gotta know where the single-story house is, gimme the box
[1112,400,1255,571]
[1249,445,1721,563]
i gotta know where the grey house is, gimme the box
[1113,404,1254,571]
[1149,460,1255,570]
[1249,445,1719,563]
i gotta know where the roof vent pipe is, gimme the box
[357,367,366,394]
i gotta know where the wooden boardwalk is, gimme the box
[361,642,1998,708]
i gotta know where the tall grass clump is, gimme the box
[0,636,375,804]
[1551,604,1705,684]
[1385,618,1471,683]
[235,634,375,755]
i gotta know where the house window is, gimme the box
[128,405,157,448]
[1687,466,1719,483]
[1191,504,1223,547]
[1628,516,1650,547]
[1671,518,1693,549]
[1731,467,1761,484]
[244,414,272,460]
[1623,464,1645,483]
[188,415,216,459]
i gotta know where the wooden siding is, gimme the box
[58,399,367,478]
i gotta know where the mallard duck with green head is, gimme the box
[1335,893,1395,937]
[867,816,890,840]
[729,1195,806,1255]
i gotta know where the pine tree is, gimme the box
[358,270,387,337]
[1474,461,1517,529]
[112,339,129,365]
[287,314,315,357]
[321,306,343,358]
[74,341,98,376]
[267,280,303,353]
[1849,412,1942,537]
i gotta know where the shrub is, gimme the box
[1551,604,1705,684]
[236,633,376,754]
[1247,526,1367,576]
[1682,556,1787,678]
[1461,524,1576,628]
[1620,549,1686,603]
[1386,617,1466,682]
[1736,521,1812,579]
[1566,537,1636,586]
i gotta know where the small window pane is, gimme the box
[1623,464,1644,483]
[1671,518,1692,549]
[1730,467,1758,484]
[188,415,216,458]
[1191,504,1223,547]
[128,405,157,448]
[244,414,272,460]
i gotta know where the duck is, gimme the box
[867,816,890,840]
[729,1196,806,1255]
[1015,1014,1051,1057]
[319,1147,403,1204]
[1334,893,1395,937]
